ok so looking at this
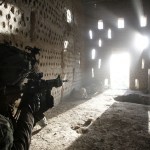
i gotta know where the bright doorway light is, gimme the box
[134,34,149,52]
[110,52,130,89]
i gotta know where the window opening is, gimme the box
[135,79,139,89]
[134,34,149,52]
[104,79,109,87]
[66,9,72,23]
[99,39,102,47]
[118,18,124,28]
[98,59,101,69]
[92,68,94,78]
[140,15,147,27]
[92,49,96,59]
[98,20,103,30]
[142,59,145,69]
[64,41,69,49]
[89,30,93,39]
[108,29,112,39]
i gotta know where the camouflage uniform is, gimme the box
[0,107,34,150]
[0,114,13,150]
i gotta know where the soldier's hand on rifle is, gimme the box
[27,94,40,114]
[20,92,40,114]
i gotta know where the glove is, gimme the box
[20,92,40,114]
[35,91,54,114]
[28,94,40,114]
[33,91,54,124]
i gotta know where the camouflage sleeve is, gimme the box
[12,107,34,150]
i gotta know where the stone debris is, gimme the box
[31,91,150,150]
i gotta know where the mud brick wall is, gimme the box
[0,0,84,105]
[130,66,148,91]
[130,52,149,91]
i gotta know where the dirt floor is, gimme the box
[30,90,150,150]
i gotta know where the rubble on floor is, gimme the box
[30,90,150,150]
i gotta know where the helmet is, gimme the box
[0,114,13,150]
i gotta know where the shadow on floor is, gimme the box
[45,95,94,120]
[65,102,150,150]
[114,94,150,105]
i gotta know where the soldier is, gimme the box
[0,93,42,150]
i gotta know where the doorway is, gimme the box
[110,52,130,89]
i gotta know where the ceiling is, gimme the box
[81,0,120,8]
[82,0,118,4]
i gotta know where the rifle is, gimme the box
[15,72,68,121]
[0,44,67,123]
